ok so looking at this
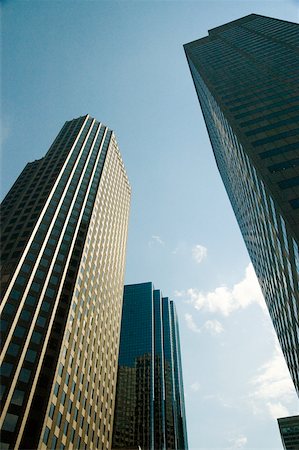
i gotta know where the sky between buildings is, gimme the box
[2,1,299,448]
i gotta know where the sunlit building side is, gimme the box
[0,115,131,450]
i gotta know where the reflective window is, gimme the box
[2,413,18,432]
[19,368,31,383]
[11,389,25,406]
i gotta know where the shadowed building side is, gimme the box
[184,13,299,395]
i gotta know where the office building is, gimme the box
[112,282,188,450]
[0,115,131,450]
[278,415,299,449]
[184,14,299,394]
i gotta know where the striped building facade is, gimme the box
[0,115,131,450]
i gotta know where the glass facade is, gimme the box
[0,115,131,450]
[184,14,299,395]
[112,282,188,450]
[278,415,299,449]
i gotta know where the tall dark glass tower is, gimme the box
[278,415,299,449]
[184,15,299,394]
[112,282,188,450]
[0,115,131,450]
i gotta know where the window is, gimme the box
[3,303,16,315]
[25,349,37,363]
[20,310,31,321]
[70,428,75,443]
[37,316,47,327]
[278,176,299,190]
[31,282,40,292]
[21,263,31,273]
[2,413,18,432]
[31,332,42,344]
[49,403,55,419]
[19,368,31,383]
[61,391,66,406]
[11,389,25,406]
[25,295,36,306]
[10,290,21,300]
[1,319,8,332]
[45,288,55,299]
[43,426,50,445]
[2,362,13,378]
[7,343,20,357]
[41,302,51,312]
[57,412,62,427]
[14,326,26,338]
[54,382,59,397]
[63,421,69,436]
[52,436,58,449]
[58,363,64,377]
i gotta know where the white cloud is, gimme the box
[229,435,247,449]
[185,314,224,336]
[177,263,265,316]
[266,402,290,419]
[249,341,296,419]
[174,290,184,297]
[250,342,295,401]
[192,244,207,263]
[185,313,201,333]
[148,235,165,247]
[203,319,224,335]
[190,381,201,392]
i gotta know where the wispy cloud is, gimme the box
[190,381,201,392]
[267,402,290,419]
[148,235,165,247]
[249,340,295,419]
[203,319,224,335]
[192,244,207,264]
[229,435,247,449]
[185,313,201,333]
[176,263,265,316]
[185,314,224,336]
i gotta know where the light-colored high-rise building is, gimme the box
[0,115,131,450]
[184,15,299,394]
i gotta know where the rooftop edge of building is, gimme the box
[66,113,111,129]
[124,281,154,289]
[183,13,297,49]
[278,415,299,422]
[183,13,257,48]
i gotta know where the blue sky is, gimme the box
[2,1,299,448]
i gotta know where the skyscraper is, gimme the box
[278,415,299,449]
[112,282,188,450]
[0,115,131,450]
[184,14,299,394]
